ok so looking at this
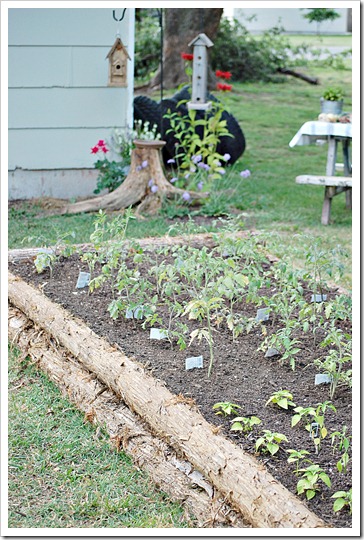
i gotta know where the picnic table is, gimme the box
[289,121,352,225]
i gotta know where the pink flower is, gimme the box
[97,140,106,147]
[100,146,109,153]
[91,146,99,154]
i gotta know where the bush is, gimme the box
[210,18,292,82]
[134,9,161,82]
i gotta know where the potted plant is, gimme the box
[320,87,344,115]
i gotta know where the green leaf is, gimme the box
[333,498,346,512]
[267,442,279,455]
[306,489,316,500]
[319,472,331,488]
[292,414,302,427]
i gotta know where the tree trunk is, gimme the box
[59,140,207,216]
[8,307,249,529]
[149,8,223,90]
[8,272,327,529]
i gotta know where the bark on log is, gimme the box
[8,307,249,528]
[59,141,207,216]
[8,272,327,528]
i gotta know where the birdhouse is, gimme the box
[187,33,214,111]
[106,37,131,87]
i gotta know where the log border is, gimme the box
[8,269,327,529]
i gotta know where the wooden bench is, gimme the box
[296,175,352,225]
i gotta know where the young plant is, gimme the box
[332,489,352,514]
[213,402,241,417]
[230,416,262,434]
[26,230,77,276]
[286,449,311,475]
[255,430,288,456]
[259,327,301,371]
[296,464,331,501]
[265,389,296,410]
[292,401,337,453]
[331,425,351,474]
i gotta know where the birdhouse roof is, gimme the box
[106,37,131,61]
[188,33,214,48]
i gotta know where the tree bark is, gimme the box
[8,307,249,529]
[8,272,327,529]
[277,67,319,85]
[59,140,207,216]
[149,8,223,90]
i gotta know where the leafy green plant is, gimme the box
[213,402,241,417]
[286,449,311,475]
[331,425,351,474]
[259,327,301,371]
[255,430,288,456]
[292,401,337,453]
[332,489,352,513]
[322,86,344,101]
[26,230,76,276]
[296,464,331,500]
[265,389,296,410]
[230,416,262,434]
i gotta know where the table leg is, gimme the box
[321,139,338,225]
[342,139,352,209]
[321,186,336,225]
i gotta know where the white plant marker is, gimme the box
[150,328,168,340]
[256,308,270,322]
[76,271,90,289]
[185,356,203,370]
[126,306,144,320]
[311,294,327,303]
[315,374,333,385]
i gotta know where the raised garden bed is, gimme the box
[8,230,352,528]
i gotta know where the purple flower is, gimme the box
[148,179,154,187]
[170,177,178,183]
[240,169,251,178]
[192,154,202,164]
[167,158,175,164]
[151,185,158,193]
[223,153,231,162]
[182,191,191,202]
[185,173,190,179]
[142,160,148,168]
[197,181,203,191]
[198,162,210,171]
[218,168,226,175]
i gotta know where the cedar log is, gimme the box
[8,307,249,528]
[8,272,327,529]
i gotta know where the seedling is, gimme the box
[255,430,288,456]
[331,425,351,474]
[332,489,352,514]
[296,464,331,500]
[230,416,261,434]
[213,402,241,417]
[292,401,337,453]
[286,449,311,475]
[265,389,296,410]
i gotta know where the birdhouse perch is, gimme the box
[187,33,214,111]
[106,37,131,87]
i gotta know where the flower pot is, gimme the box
[320,98,344,115]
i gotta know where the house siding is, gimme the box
[8,7,135,199]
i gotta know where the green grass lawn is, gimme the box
[283,33,352,49]
[8,348,191,529]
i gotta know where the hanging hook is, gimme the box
[113,9,126,22]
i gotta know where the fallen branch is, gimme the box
[277,67,319,85]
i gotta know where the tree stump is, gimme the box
[60,140,207,216]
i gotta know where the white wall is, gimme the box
[234,8,349,34]
[8,7,135,198]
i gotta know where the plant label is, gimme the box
[315,374,333,385]
[265,347,280,358]
[185,356,203,370]
[175,258,184,269]
[256,308,270,322]
[126,306,144,320]
[310,422,319,438]
[76,271,90,289]
[311,294,327,303]
[150,328,168,340]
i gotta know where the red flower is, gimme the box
[100,146,109,153]
[216,70,232,80]
[216,82,232,92]
[97,139,106,147]
[181,52,194,61]
[91,146,99,154]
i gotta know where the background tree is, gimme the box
[301,8,340,35]
[147,8,223,90]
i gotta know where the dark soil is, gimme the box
[9,245,352,529]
